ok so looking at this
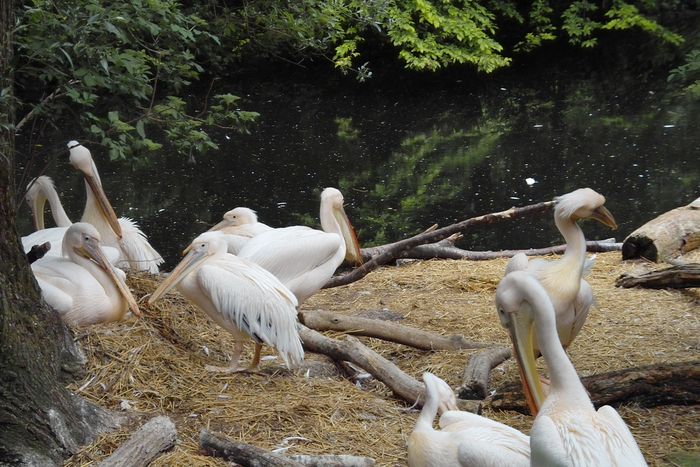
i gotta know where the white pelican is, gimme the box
[22,142,163,273]
[407,372,530,467]
[505,188,617,411]
[237,187,363,304]
[185,207,273,255]
[148,231,304,372]
[25,176,72,230]
[496,271,647,466]
[31,223,141,326]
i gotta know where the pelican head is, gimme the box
[321,187,363,266]
[65,222,141,317]
[423,372,460,414]
[495,271,552,415]
[26,176,52,230]
[554,188,617,229]
[150,231,228,304]
[67,141,123,239]
[209,207,259,232]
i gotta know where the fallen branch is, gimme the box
[299,325,423,405]
[299,310,492,351]
[288,454,375,467]
[616,264,700,289]
[26,241,51,264]
[457,347,511,400]
[361,239,620,262]
[328,200,555,288]
[98,416,176,467]
[486,361,700,414]
[200,429,304,467]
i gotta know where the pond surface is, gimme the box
[15,69,700,269]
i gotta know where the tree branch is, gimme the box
[98,416,176,467]
[200,430,304,467]
[299,310,492,351]
[457,346,511,400]
[616,264,700,289]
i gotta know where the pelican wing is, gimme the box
[595,406,648,466]
[239,226,341,285]
[568,279,594,348]
[196,256,303,367]
[117,217,163,273]
[505,252,529,275]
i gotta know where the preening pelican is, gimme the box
[148,231,303,372]
[185,207,273,255]
[407,372,530,467]
[505,188,617,411]
[26,176,72,230]
[23,142,163,273]
[237,187,363,304]
[31,223,141,326]
[496,271,646,466]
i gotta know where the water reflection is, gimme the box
[15,73,700,269]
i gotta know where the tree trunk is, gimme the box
[0,3,119,463]
[486,361,700,414]
[622,198,700,262]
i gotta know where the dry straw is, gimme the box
[65,252,699,466]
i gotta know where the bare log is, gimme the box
[200,429,304,467]
[299,325,423,405]
[457,347,512,400]
[616,264,700,289]
[288,454,375,467]
[299,310,492,351]
[486,361,700,414]
[622,197,700,262]
[326,200,556,288]
[98,416,176,467]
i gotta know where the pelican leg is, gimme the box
[247,343,262,370]
[204,341,246,373]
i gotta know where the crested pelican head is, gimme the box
[321,187,363,266]
[64,222,141,317]
[67,141,123,239]
[554,188,617,229]
[150,231,227,304]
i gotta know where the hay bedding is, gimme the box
[65,252,699,466]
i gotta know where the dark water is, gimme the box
[15,70,700,269]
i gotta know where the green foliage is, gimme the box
[14,0,256,160]
[668,49,700,99]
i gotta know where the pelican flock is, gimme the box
[149,231,304,372]
[31,223,141,326]
[19,141,652,465]
[22,141,163,273]
[496,270,647,466]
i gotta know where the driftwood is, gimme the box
[200,429,304,467]
[298,325,424,405]
[25,241,51,264]
[616,264,700,289]
[299,310,492,351]
[361,239,621,262]
[457,347,512,400]
[486,361,700,414]
[326,200,556,288]
[622,197,700,262]
[98,416,176,467]
[288,455,376,467]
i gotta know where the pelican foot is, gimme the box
[204,364,262,374]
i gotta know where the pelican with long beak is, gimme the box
[149,231,303,372]
[237,187,363,304]
[496,271,646,466]
[408,372,530,467]
[505,187,617,412]
[31,223,141,326]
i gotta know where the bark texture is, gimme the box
[486,361,700,414]
[200,429,304,467]
[622,198,700,262]
[299,310,491,351]
[98,416,176,467]
[457,347,512,400]
[616,264,700,289]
